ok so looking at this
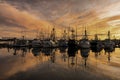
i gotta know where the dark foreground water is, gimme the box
[0,47,120,80]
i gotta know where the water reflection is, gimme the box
[32,48,41,56]
[59,47,67,62]
[67,47,77,67]
[12,47,28,57]
[5,47,120,66]
[0,47,120,80]
[13,47,17,55]
[41,48,53,56]
[21,47,27,57]
[80,49,90,67]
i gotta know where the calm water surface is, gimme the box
[0,47,120,80]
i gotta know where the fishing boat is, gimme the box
[90,34,104,52]
[104,31,115,52]
[31,39,42,48]
[79,27,90,49]
[58,30,68,47]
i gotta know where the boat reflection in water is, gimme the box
[59,47,67,62]
[32,47,57,63]
[103,31,115,62]
[12,47,27,57]
[32,48,41,56]
[80,49,90,67]
[67,46,77,67]
[0,47,120,80]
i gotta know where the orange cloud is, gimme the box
[0,1,120,39]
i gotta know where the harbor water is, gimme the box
[0,47,120,80]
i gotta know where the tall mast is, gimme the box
[95,25,98,40]
[62,29,67,40]
[108,26,111,40]
[47,26,50,39]
[71,28,75,40]
[50,26,56,41]
[21,29,26,40]
[108,30,110,39]
[95,34,98,40]
[85,26,87,38]
[76,26,77,40]
[83,25,88,39]
[68,25,70,40]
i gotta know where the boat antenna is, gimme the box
[84,24,88,39]
[76,26,77,40]
[68,24,70,39]
[108,26,111,39]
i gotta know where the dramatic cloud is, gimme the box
[0,0,120,39]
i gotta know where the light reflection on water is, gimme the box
[0,47,120,80]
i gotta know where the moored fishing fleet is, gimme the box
[1,27,120,67]
[0,27,120,50]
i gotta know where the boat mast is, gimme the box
[95,25,98,40]
[76,26,77,40]
[62,29,67,40]
[108,30,110,40]
[68,25,70,40]
[71,28,75,40]
[21,29,26,40]
[50,26,56,41]
[108,26,111,40]
[95,34,98,40]
[83,25,88,39]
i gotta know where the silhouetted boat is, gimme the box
[80,48,90,67]
[103,31,115,53]
[42,39,58,48]
[31,39,43,48]
[91,34,104,52]
[79,27,90,49]
[58,30,68,47]
[32,48,41,56]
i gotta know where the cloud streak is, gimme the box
[0,0,120,38]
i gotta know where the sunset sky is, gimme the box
[0,0,120,39]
